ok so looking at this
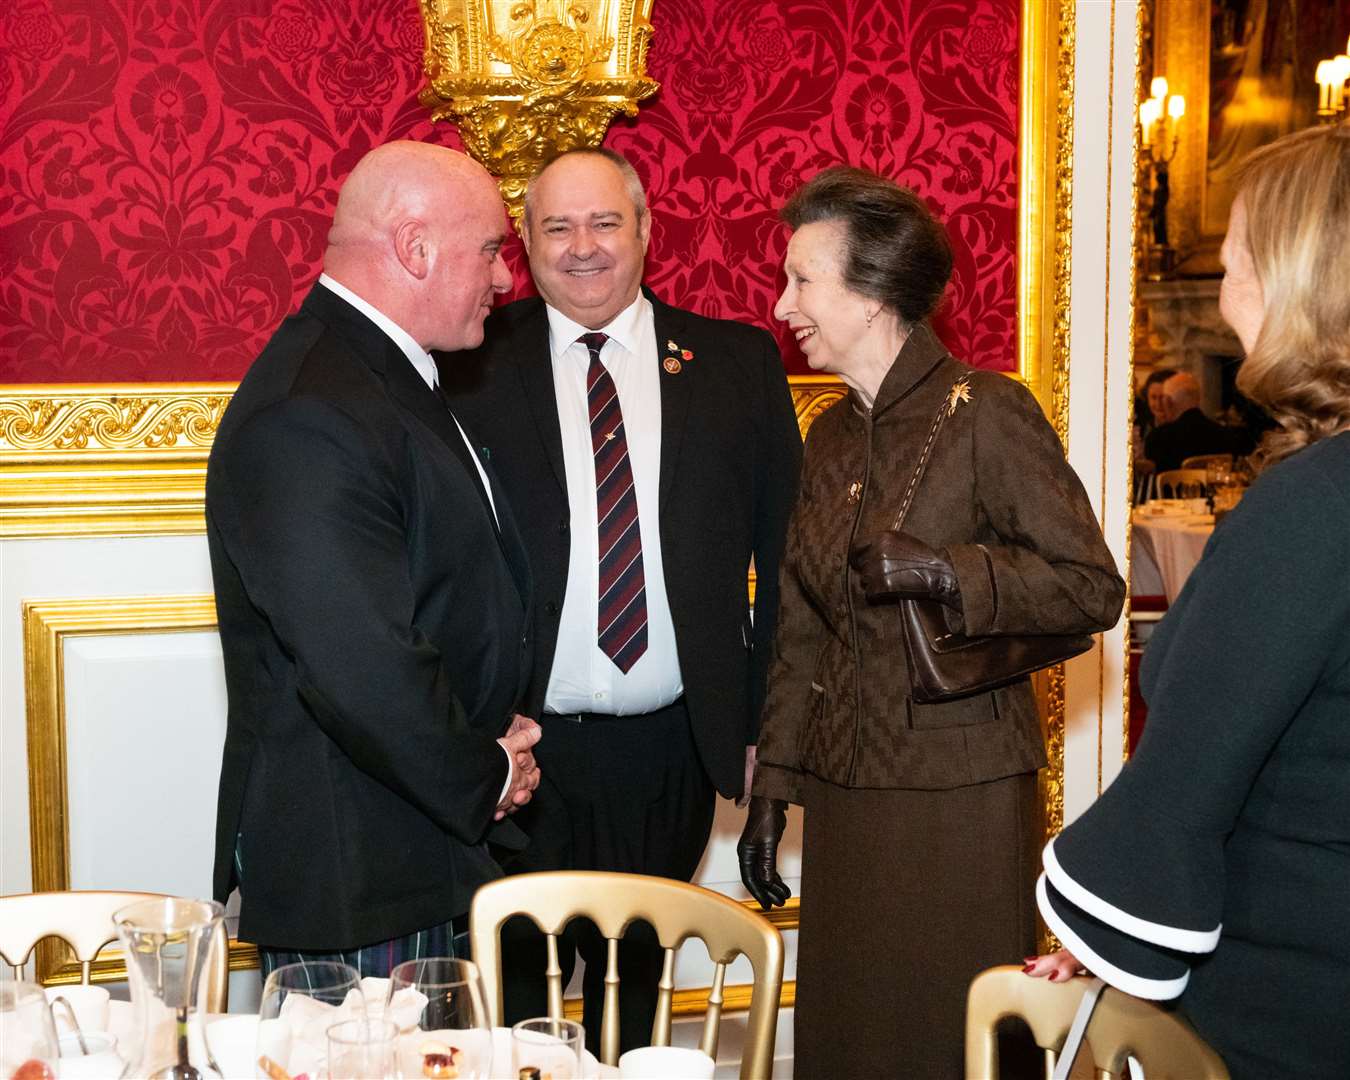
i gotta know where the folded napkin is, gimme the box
[265,983,428,1077]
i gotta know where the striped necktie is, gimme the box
[581,332,648,673]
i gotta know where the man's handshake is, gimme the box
[495,713,542,820]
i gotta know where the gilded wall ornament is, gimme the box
[419,0,659,218]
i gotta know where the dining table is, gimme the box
[1131,500,1217,604]
[67,999,621,1079]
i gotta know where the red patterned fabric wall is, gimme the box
[0,0,1019,382]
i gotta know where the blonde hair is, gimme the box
[1233,121,1350,467]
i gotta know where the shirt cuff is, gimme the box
[497,742,513,806]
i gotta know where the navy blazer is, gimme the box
[207,284,532,951]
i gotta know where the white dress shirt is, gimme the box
[543,293,684,716]
[317,274,497,525]
[316,274,511,794]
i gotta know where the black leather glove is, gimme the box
[737,796,791,911]
[850,529,962,608]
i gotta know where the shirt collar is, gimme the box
[545,292,650,362]
[318,273,438,390]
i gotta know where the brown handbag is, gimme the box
[887,378,1093,704]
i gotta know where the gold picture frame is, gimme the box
[1152,0,1346,272]
[21,594,261,984]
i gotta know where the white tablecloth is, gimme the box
[1132,506,1215,603]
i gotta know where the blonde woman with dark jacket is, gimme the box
[1026,121,1350,1080]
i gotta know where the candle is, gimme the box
[1316,59,1334,115]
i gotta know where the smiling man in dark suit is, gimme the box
[207,141,542,977]
[444,148,802,1051]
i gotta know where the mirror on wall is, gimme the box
[1126,0,1350,751]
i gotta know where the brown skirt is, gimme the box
[792,771,1039,1080]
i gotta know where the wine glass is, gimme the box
[326,1017,400,1079]
[256,961,363,1079]
[0,982,59,1080]
[387,958,491,1080]
[511,1018,585,1080]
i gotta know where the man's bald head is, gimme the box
[323,141,512,352]
[1163,372,1202,416]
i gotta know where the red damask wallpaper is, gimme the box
[0,0,1020,382]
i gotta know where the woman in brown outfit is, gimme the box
[738,168,1124,1078]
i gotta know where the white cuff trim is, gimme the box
[1036,875,1189,1001]
[1044,836,1221,954]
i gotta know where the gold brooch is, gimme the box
[847,480,862,504]
[663,356,682,374]
[946,378,973,416]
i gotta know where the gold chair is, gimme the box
[0,890,229,1011]
[469,870,784,1077]
[1153,468,1209,498]
[965,965,1228,1079]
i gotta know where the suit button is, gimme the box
[544,601,559,616]
[558,519,569,535]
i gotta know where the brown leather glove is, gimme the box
[737,796,791,911]
[850,529,962,609]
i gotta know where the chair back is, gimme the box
[470,871,784,1078]
[965,965,1228,1079]
[0,891,229,1011]
[1154,468,1209,498]
[1180,454,1234,471]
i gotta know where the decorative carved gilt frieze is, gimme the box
[1,388,229,455]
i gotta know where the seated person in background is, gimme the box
[1143,371,1238,472]
[1139,367,1178,439]
[1132,368,1178,501]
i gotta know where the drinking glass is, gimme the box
[326,1018,400,1080]
[511,1018,585,1080]
[387,958,491,1080]
[0,982,59,1080]
[256,961,363,1079]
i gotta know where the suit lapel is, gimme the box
[651,295,696,513]
[514,302,568,496]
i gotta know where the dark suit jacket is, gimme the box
[1144,407,1238,473]
[442,290,802,797]
[207,284,532,951]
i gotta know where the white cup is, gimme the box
[56,1030,121,1079]
[617,1045,716,1079]
[44,985,111,1036]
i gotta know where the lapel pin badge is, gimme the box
[664,339,692,373]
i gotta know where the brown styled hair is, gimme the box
[1233,121,1350,466]
[781,166,953,325]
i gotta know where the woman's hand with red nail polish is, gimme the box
[1021,948,1084,982]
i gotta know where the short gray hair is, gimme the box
[522,148,648,229]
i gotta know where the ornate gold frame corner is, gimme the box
[21,594,262,983]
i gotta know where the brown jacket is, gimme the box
[753,325,1124,799]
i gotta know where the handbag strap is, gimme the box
[891,376,973,531]
[1051,977,1107,1080]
